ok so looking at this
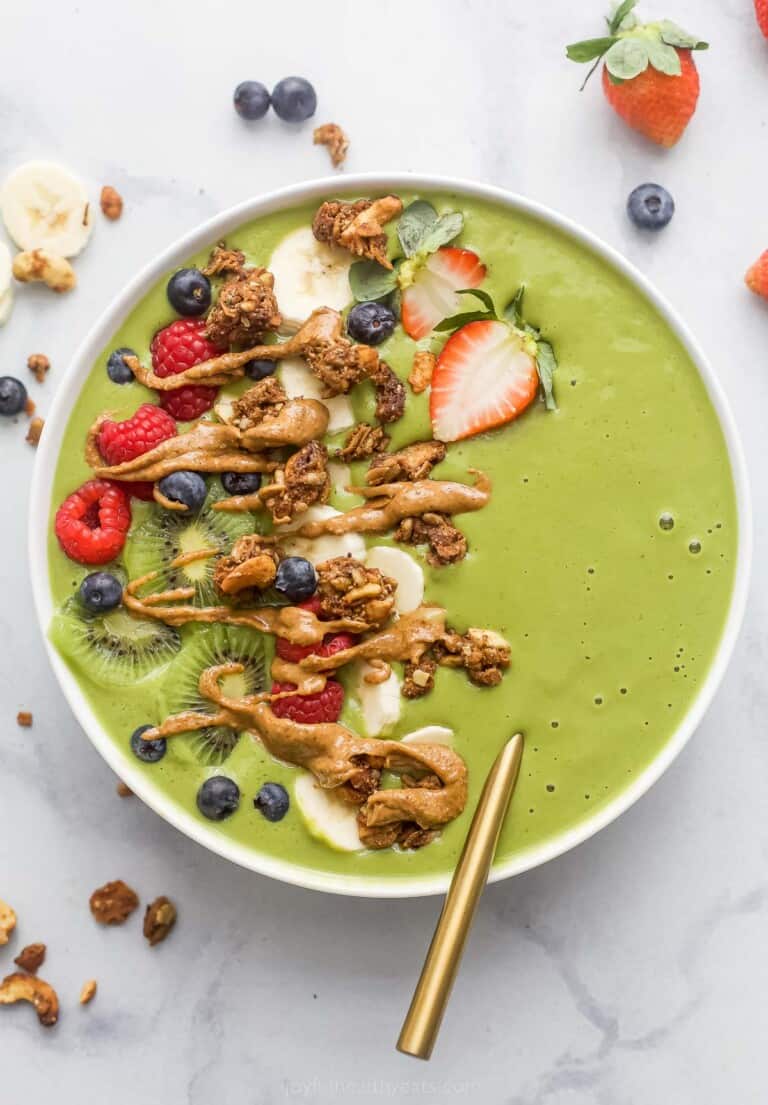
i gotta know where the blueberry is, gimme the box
[0,376,27,417]
[158,471,207,512]
[221,471,262,496]
[197,775,240,820]
[627,184,675,231]
[234,80,271,121]
[274,556,317,603]
[167,268,212,316]
[106,347,136,385]
[347,302,396,346]
[271,76,317,123]
[254,782,290,822]
[244,358,276,380]
[78,571,123,614]
[130,724,166,763]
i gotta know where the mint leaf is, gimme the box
[535,341,558,412]
[604,37,649,80]
[419,212,464,254]
[658,20,708,50]
[397,200,438,258]
[434,309,495,333]
[646,38,682,75]
[456,287,496,314]
[609,0,638,34]
[504,285,525,326]
[566,36,618,62]
[349,260,399,303]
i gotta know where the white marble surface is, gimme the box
[2,0,768,1100]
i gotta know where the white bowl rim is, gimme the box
[29,171,752,899]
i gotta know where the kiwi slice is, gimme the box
[161,624,267,765]
[50,600,181,688]
[124,480,259,606]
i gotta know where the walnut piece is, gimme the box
[213,534,281,599]
[315,556,396,628]
[408,349,436,394]
[143,896,177,946]
[0,899,17,945]
[202,242,246,277]
[312,195,402,270]
[14,943,46,973]
[435,628,511,687]
[16,711,32,727]
[26,417,44,446]
[229,376,286,430]
[0,973,59,1026]
[395,512,467,566]
[27,354,50,383]
[260,441,330,525]
[334,422,390,462]
[79,979,98,1005]
[100,185,123,220]
[13,249,75,292]
[313,123,349,168]
[367,440,446,485]
[205,267,280,346]
[370,361,406,424]
[89,880,139,925]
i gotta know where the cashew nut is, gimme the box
[0,972,59,1026]
[0,898,17,945]
[13,249,76,293]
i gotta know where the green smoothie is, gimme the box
[47,190,738,884]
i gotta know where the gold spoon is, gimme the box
[396,732,524,1060]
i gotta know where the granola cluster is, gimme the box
[214,534,281,599]
[334,422,390,462]
[260,440,331,525]
[229,376,286,429]
[204,267,281,346]
[367,440,446,485]
[395,512,467,566]
[404,628,511,698]
[312,195,402,269]
[315,556,397,628]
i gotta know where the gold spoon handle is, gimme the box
[396,732,524,1061]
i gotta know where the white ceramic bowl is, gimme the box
[29,173,752,898]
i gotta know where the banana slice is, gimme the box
[354,662,401,737]
[0,161,93,257]
[401,726,454,747]
[278,504,366,565]
[279,356,354,434]
[269,226,352,331]
[0,242,13,326]
[294,772,364,852]
[327,460,351,495]
[366,546,424,613]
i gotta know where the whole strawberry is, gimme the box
[567,1,708,147]
[756,0,768,39]
[150,319,224,422]
[745,251,768,301]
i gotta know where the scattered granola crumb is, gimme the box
[26,417,44,446]
[16,711,32,728]
[27,354,50,383]
[79,979,97,1005]
[408,349,436,394]
[13,249,76,292]
[0,900,17,945]
[0,973,59,1026]
[100,186,123,221]
[313,122,349,168]
[89,879,139,925]
[24,397,36,416]
[14,943,46,974]
[116,781,133,798]
[143,896,177,946]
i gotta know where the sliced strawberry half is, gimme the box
[430,320,538,442]
[401,247,486,341]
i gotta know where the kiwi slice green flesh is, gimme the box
[161,624,266,765]
[50,601,181,689]
[124,482,258,606]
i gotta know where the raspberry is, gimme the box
[298,596,323,616]
[55,480,131,565]
[150,319,223,421]
[270,680,344,725]
[276,632,357,664]
[97,403,177,466]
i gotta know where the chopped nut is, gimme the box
[16,711,33,727]
[24,397,36,416]
[260,441,330,525]
[79,979,97,1005]
[13,249,76,292]
[14,943,46,973]
[143,896,177,946]
[27,354,50,383]
[0,973,59,1026]
[116,781,133,798]
[312,195,402,269]
[26,417,44,446]
[369,360,406,424]
[0,899,17,945]
[367,440,446,485]
[408,349,436,394]
[313,122,349,168]
[202,242,247,277]
[334,422,390,462]
[89,879,139,925]
[204,267,280,346]
[100,185,123,220]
